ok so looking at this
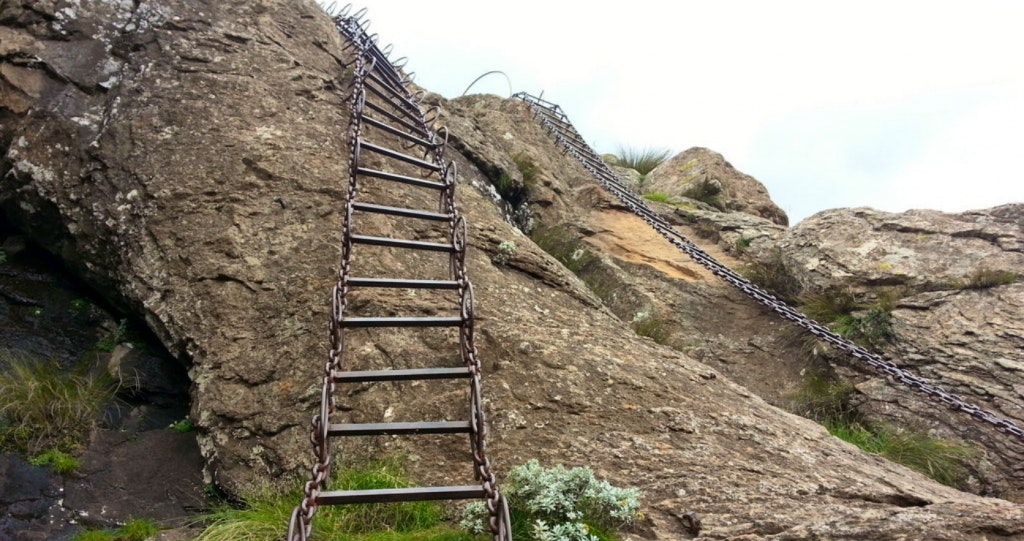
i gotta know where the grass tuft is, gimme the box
[30,448,82,474]
[681,182,725,211]
[827,423,971,487]
[740,250,802,302]
[194,460,477,541]
[641,192,673,204]
[529,225,595,274]
[615,146,671,176]
[73,519,161,541]
[631,317,670,345]
[965,268,1018,289]
[0,350,118,454]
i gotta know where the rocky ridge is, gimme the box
[2,1,1023,539]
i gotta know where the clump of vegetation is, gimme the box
[964,268,1018,289]
[789,369,972,488]
[733,236,752,254]
[74,519,161,541]
[641,192,673,204]
[615,146,671,177]
[68,298,90,316]
[691,219,721,242]
[168,418,195,433]
[827,423,971,487]
[631,315,670,345]
[681,181,725,211]
[493,153,540,209]
[740,250,802,303]
[30,448,82,474]
[530,225,595,274]
[0,248,7,264]
[582,273,621,306]
[800,288,896,349]
[95,319,128,352]
[0,350,118,454]
[194,459,472,541]
[462,460,641,541]
[492,240,518,266]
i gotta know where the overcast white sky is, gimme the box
[322,1,1024,224]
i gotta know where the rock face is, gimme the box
[779,206,1024,293]
[770,206,1024,499]
[645,147,789,226]
[3,1,1024,539]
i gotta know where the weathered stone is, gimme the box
[645,147,789,225]
[779,206,1024,293]
[2,1,1023,539]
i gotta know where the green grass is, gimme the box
[95,319,128,352]
[529,225,595,275]
[0,350,118,454]
[681,182,725,210]
[733,236,752,253]
[194,460,479,541]
[0,248,7,264]
[788,370,972,488]
[740,250,802,302]
[799,289,895,349]
[631,317,670,345]
[168,418,194,432]
[30,448,82,474]
[642,192,673,204]
[73,519,161,541]
[828,423,971,487]
[965,268,1018,289]
[615,146,671,176]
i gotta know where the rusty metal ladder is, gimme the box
[287,6,511,540]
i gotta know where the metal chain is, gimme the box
[290,6,510,540]
[512,92,1024,444]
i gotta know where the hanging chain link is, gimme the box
[290,5,509,540]
[513,92,1024,445]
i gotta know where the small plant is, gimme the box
[462,460,640,541]
[631,315,670,345]
[69,298,90,316]
[0,248,7,264]
[788,369,858,425]
[615,146,671,176]
[965,268,1018,289]
[492,241,517,266]
[0,351,118,454]
[681,181,725,211]
[73,519,161,541]
[740,250,802,303]
[733,236,752,253]
[799,289,895,349]
[194,459,470,541]
[30,448,82,474]
[530,225,595,275]
[828,423,972,487]
[96,319,128,352]
[513,152,539,187]
[582,273,620,306]
[641,192,673,204]
[168,418,194,433]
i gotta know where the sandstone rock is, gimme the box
[779,206,1024,294]
[645,147,789,226]
[3,1,1024,539]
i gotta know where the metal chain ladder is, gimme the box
[513,91,1024,445]
[287,7,511,540]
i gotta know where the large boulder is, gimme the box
[644,147,789,226]
[2,1,1024,538]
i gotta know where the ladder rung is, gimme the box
[351,235,455,252]
[365,100,429,139]
[318,485,486,505]
[356,167,446,190]
[361,142,442,172]
[333,367,473,383]
[352,202,449,222]
[328,421,471,436]
[348,278,460,289]
[362,115,435,149]
[340,316,463,328]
